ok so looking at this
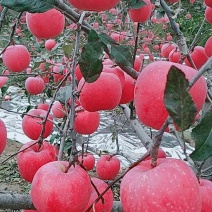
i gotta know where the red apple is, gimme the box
[45,39,56,51]
[134,56,143,72]
[205,6,212,25]
[26,9,65,39]
[204,36,212,57]
[161,43,177,58]
[67,0,120,11]
[25,77,45,95]
[134,61,207,130]
[169,48,181,63]
[22,109,53,140]
[204,0,212,8]
[200,179,212,212]
[52,101,66,119]
[75,64,83,82]
[119,73,136,104]
[128,0,152,23]
[74,109,100,134]
[185,46,208,69]
[86,178,114,212]
[78,72,122,112]
[120,158,202,212]
[0,119,7,154]
[37,103,50,111]
[31,161,92,212]
[17,140,58,182]
[0,75,8,88]
[2,45,30,72]
[96,155,120,180]
[78,153,95,171]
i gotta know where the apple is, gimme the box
[52,101,66,119]
[96,155,120,180]
[17,140,58,183]
[205,6,212,25]
[78,153,95,171]
[78,72,122,112]
[110,32,124,43]
[102,65,125,88]
[37,103,50,111]
[0,119,7,154]
[204,36,212,57]
[185,46,208,69]
[199,179,212,212]
[45,39,56,51]
[67,0,120,11]
[2,45,30,72]
[134,55,143,72]
[75,64,83,82]
[31,161,92,212]
[74,109,100,134]
[22,109,53,140]
[134,61,207,130]
[119,73,136,104]
[25,77,45,95]
[86,178,114,212]
[204,0,212,8]
[161,43,177,58]
[169,48,180,63]
[128,0,152,23]
[52,64,68,83]
[120,158,202,212]
[26,9,65,39]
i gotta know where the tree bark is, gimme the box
[0,192,123,211]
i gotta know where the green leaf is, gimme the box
[164,65,197,131]
[190,109,212,161]
[129,0,146,9]
[62,44,73,58]
[1,85,9,96]
[79,30,104,83]
[0,0,55,13]
[99,33,133,67]
[56,85,72,104]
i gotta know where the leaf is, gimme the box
[129,0,146,9]
[1,85,9,96]
[62,44,73,58]
[99,33,133,67]
[79,30,104,83]
[164,65,197,131]
[0,0,55,13]
[190,109,212,161]
[56,85,72,104]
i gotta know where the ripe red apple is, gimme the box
[78,72,122,112]
[134,56,143,72]
[22,109,53,140]
[128,0,152,23]
[2,45,30,72]
[102,65,125,88]
[96,155,120,180]
[26,9,65,39]
[78,153,95,171]
[119,73,136,104]
[199,179,212,212]
[0,119,7,154]
[86,178,114,212]
[67,0,120,11]
[74,109,100,134]
[204,36,212,57]
[161,43,177,58]
[75,64,83,82]
[45,39,56,51]
[204,0,212,7]
[52,64,67,83]
[25,77,45,95]
[17,140,58,183]
[0,75,8,88]
[120,158,202,212]
[134,61,207,130]
[185,46,208,69]
[31,161,92,212]
[169,48,180,63]
[52,101,66,119]
[37,103,49,111]
[205,6,212,25]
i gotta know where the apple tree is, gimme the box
[0,0,212,211]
